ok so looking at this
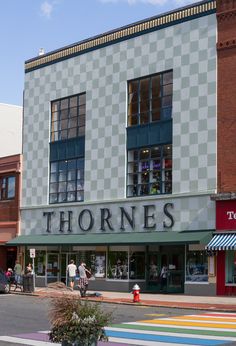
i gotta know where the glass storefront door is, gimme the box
[147,253,162,292]
[167,251,184,293]
[46,253,59,284]
[147,246,184,293]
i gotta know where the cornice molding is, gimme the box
[25,0,216,73]
[217,7,236,22]
[211,192,236,201]
[217,37,236,50]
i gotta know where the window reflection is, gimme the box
[0,176,16,200]
[51,93,86,142]
[186,251,208,282]
[49,158,84,204]
[108,251,128,280]
[128,70,173,126]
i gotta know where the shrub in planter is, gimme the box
[48,294,112,346]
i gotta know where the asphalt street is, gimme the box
[0,294,236,345]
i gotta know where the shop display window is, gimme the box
[94,253,106,278]
[127,145,172,197]
[47,253,59,277]
[35,251,46,276]
[186,251,208,282]
[108,251,128,280]
[129,252,145,280]
[225,251,236,284]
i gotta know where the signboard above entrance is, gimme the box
[216,200,236,230]
[43,203,174,234]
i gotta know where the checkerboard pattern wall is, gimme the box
[22,14,216,208]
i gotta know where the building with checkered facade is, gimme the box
[9,0,219,295]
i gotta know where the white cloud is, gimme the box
[99,0,197,6]
[40,1,53,18]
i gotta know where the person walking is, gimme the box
[160,264,168,292]
[67,260,77,290]
[78,261,91,297]
[14,260,22,285]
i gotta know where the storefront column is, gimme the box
[217,251,226,295]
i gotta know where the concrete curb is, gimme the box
[9,290,236,312]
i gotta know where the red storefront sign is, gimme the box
[216,201,236,230]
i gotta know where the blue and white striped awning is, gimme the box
[206,233,236,251]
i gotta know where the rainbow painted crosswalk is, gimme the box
[105,312,236,345]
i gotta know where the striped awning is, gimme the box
[206,233,236,251]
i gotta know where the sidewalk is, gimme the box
[11,286,236,312]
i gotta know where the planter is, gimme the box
[61,338,98,346]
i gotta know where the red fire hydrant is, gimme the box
[132,284,140,303]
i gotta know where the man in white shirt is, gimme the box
[67,260,77,290]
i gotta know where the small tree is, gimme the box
[48,294,112,346]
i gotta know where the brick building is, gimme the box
[0,104,22,270]
[206,0,236,296]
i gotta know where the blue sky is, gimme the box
[1,0,198,106]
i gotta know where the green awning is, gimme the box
[7,230,213,246]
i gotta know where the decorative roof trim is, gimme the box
[210,192,236,201]
[25,0,216,73]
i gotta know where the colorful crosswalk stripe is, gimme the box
[105,312,236,345]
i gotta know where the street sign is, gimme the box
[30,248,36,258]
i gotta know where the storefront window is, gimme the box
[186,251,208,282]
[225,251,236,284]
[129,252,145,279]
[47,253,59,278]
[94,253,106,278]
[108,251,128,280]
[35,251,46,276]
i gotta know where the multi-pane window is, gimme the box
[51,93,86,142]
[128,71,173,126]
[127,145,172,197]
[0,176,16,200]
[49,158,84,204]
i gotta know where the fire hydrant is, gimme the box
[132,284,140,303]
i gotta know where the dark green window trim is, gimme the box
[50,137,85,162]
[127,119,172,150]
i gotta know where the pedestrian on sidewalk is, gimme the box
[25,263,33,275]
[5,268,13,280]
[77,261,91,297]
[160,264,168,292]
[14,260,22,285]
[67,260,77,290]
